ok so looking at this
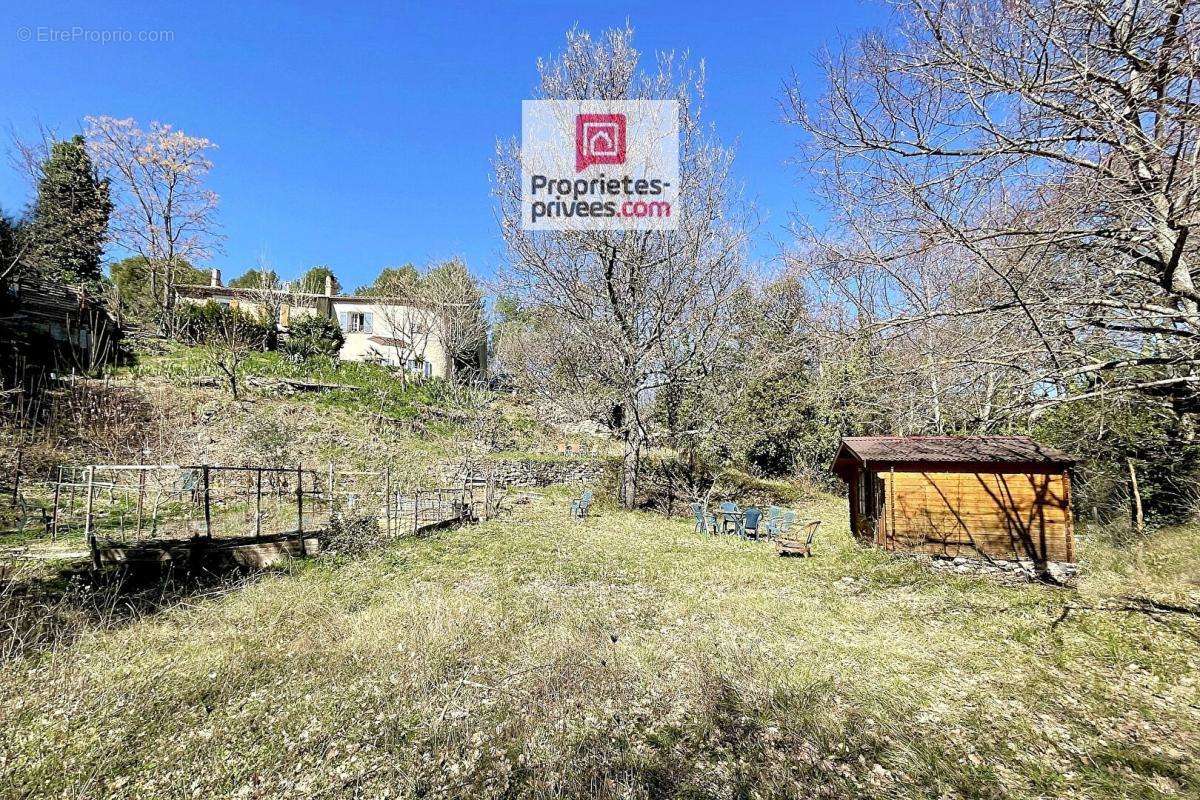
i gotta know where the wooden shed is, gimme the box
[831,436,1076,564]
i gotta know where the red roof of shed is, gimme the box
[831,436,1074,479]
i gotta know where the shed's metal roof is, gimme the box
[835,436,1074,467]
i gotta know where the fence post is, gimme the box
[296,464,306,556]
[202,465,212,539]
[412,490,420,534]
[136,467,145,538]
[11,448,22,505]
[84,465,99,571]
[384,466,392,537]
[327,461,336,524]
[486,470,495,522]
[255,468,263,538]
[51,465,62,542]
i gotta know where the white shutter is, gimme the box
[338,312,350,331]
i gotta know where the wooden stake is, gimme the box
[202,465,212,539]
[84,466,99,571]
[51,465,61,542]
[136,468,145,538]
[255,468,262,538]
[384,466,392,536]
[1127,458,1144,533]
[327,461,336,523]
[12,448,22,505]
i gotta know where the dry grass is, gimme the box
[1,495,1197,799]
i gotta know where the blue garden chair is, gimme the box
[764,506,783,538]
[690,502,717,535]
[718,501,741,535]
[571,490,593,519]
[742,507,763,539]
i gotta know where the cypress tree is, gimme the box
[29,135,112,285]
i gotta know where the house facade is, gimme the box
[176,269,481,380]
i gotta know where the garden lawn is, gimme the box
[1,495,1197,799]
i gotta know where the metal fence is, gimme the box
[35,462,500,567]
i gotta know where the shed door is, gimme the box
[871,473,887,547]
[858,470,888,546]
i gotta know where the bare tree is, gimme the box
[204,309,268,401]
[84,117,221,316]
[422,258,487,382]
[788,0,1200,419]
[3,124,55,283]
[238,256,290,347]
[495,26,749,508]
[367,300,434,387]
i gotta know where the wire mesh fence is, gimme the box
[32,461,500,568]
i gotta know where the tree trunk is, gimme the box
[620,432,641,510]
[163,257,175,312]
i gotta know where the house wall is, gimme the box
[176,289,454,378]
[330,300,450,378]
[873,469,1073,562]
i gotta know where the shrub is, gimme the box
[323,513,384,557]
[172,301,272,347]
[282,315,344,362]
[1034,397,1200,525]
[636,454,806,515]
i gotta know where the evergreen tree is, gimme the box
[110,256,207,323]
[356,264,419,297]
[298,265,340,295]
[229,268,280,289]
[29,136,112,285]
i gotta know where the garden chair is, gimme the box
[690,502,718,535]
[764,506,783,538]
[718,501,741,535]
[776,518,822,558]
[571,490,593,519]
[742,507,763,539]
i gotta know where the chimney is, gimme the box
[210,268,222,288]
[324,274,334,297]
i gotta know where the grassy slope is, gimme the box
[2,495,1197,799]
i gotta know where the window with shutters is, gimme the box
[342,311,374,333]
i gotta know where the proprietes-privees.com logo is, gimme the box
[521,100,680,230]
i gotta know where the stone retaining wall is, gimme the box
[430,458,609,488]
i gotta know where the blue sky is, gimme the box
[1,0,886,290]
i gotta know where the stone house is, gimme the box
[175,269,485,380]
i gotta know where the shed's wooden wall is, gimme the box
[877,470,1073,562]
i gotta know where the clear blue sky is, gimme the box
[1,0,886,290]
